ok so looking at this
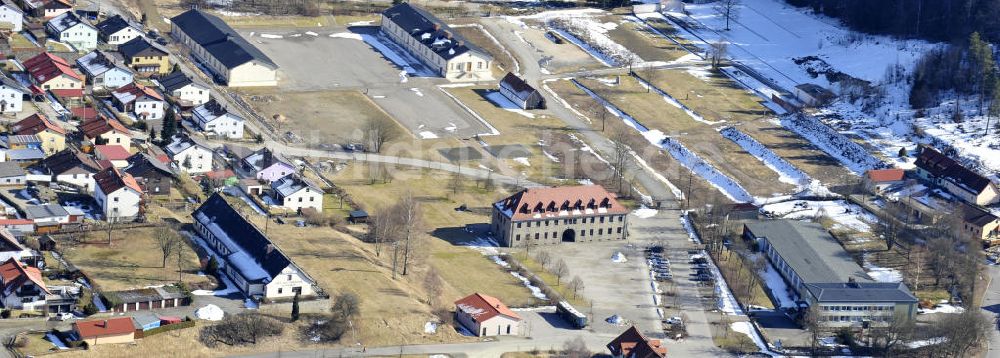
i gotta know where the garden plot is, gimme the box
[760,200,877,233]
[574,77,794,200]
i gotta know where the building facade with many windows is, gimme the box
[491,185,628,247]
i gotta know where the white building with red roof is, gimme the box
[454,293,521,337]
[93,167,142,222]
[23,52,84,98]
[0,257,49,311]
[491,185,629,247]
[111,82,165,122]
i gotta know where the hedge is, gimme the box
[140,319,196,338]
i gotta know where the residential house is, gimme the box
[958,203,1000,245]
[11,114,66,155]
[118,36,171,76]
[5,148,44,165]
[863,169,906,194]
[606,326,667,358]
[0,1,24,31]
[17,0,70,19]
[164,135,213,173]
[744,220,918,327]
[381,3,493,81]
[271,174,323,213]
[0,228,36,264]
[914,146,999,206]
[3,134,40,151]
[0,162,25,186]
[34,148,103,191]
[498,72,544,109]
[0,257,48,311]
[24,204,70,226]
[23,52,84,98]
[454,293,521,337]
[192,99,244,139]
[170,9,278,87]
[156,70,210,107]
[80,116,131,149]
[93,167,143,222]
[70,106,99,122]
[104,285,188,312]
[72,317,136,345]
[76,50,135,91]
[45,12,98,51]
[96,14,142,45]
[0,76,28,114]
[192,193,320,299]
[0,219,34,235]
[94,145,131,168]
[242,147,294,182]
[111,82,165,123]
[125,153,174,196]
[491,185,629,247]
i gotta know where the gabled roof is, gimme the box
[94,145,131,161]
[0,1,23,15]
[606,326,667,358]
[805,282,917,303]
[164,135,211,157]
[170,9,276,69]
[112,82,164,104]
[243,147,292,173]
[22,0,70,11]
[80,115,130,139]
[73,317,134,339]
[499,72,538,101]
[24,52,83,83]
[494,185,628,221]
[271,174,320,198]
[94,166,142,194]
[0,258,49,295]
[194,99,243,124]
[70,106,100,121]
[12,113,66,136]
[915,146,995,193]
[36,148,102,176]
[193,193,302,282]
[25,204,69,219]
[76,50,130,77]
[959,202,999,227]
[0,162,25,178]
[865,169,904,183]
[157,70,207,93]
[381,3,491,61]
[0,228,25,252]
[455,293,520,323]
[0,75,27,93]
[745,220,872,284]
[125,153,175,178]
[96,15,139,37]
[117,36,168,59]
[46,12,93,34]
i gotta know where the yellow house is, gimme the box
[73,317,136,346]
[118,37,171,76]
[11,114,66,155]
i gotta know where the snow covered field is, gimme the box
[760,199,877,232]
[759,260,797,308]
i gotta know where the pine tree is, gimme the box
[290,293,300,322]
[161,111,177,142]
[898,147,907,158]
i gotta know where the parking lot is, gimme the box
[237,27,493,139]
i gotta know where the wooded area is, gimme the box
[784,0,1000,42]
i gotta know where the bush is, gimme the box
[305,316,348,343]
[205,256,219,274]
[12,335,27,348]
[1,309,10,319]
[199,313,284,348]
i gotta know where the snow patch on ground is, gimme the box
[484,91,535,118]
[418,131,439,139]
[459,236,500,255]
[329,32,435,76]
[919,301,965,314]
[761,199,876,232]
[760,260,798,308]
[424,321,438,334]
[634,75,721,125]
[196,304,225,321]
[511,271,548,300]
[611,252,627,263]
[862,254,903,283]
[730,321,775,356]
[719,126,810,189]
[632,207,658,219]
[513,157,531,166]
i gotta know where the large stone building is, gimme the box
[380,3,493,81]
[491,185,628,247]
[744,220,918,327]
[170,9,278,87]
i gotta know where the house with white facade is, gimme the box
[0,76,27,115]
[156,70,210,107]
[96,15,142,45]
[164,135,213,174]
[111,82,165,122]
[0,258,49,311]
[914,146,1000,206]
[170,9,278,87]
[18,0,70,19]
[192,99,244,139]
[242,147,295,183]
[381,3,494,81]
[33,148,103,192]
[45,12,98,51]
[93,167,142,222]
[76,51,134,91]
[0,229,36,265]
[0,2,24,31]
[271,174,323,213]
[80,116,131,149]
[193,194,320,300]
[498,72,544,110]
[454,293,522,337]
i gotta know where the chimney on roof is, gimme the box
[433,23,440,31]
[457,40,465,47]
[444,30,452,39]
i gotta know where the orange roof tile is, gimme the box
[495,185,628,221]
[0,258,50,295]
[73,317,135,339]
[865,169,905,183]
[454,293,521,323]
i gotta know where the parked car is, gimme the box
[53,312,76,321]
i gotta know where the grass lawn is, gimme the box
[575,76,793,197]
[604,15,688,63]
[452,24,518,78]
[331,165,539,307]
[714,249,774,310]
[219,14,332,28]
[13,332,62,357]
[512,253,588,308]
[57,227,212,292]
[73,320,294,357]
[8,33,35,49]
[711,320,759,354]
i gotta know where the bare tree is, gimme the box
[535,251,552,267]
[396,192,422,276]
[105,221,117,245]
[369,206,401,258]
[561,336,591,358]
[709,41,728,69]
[802,304,823,356]
[714,0,741,31]
[568,276,585,299]
[641,64,658,93]
[331,292,361,323]
[934,309,991,357]
[154,227,181,268]
[552,259,569,286]
[423,267,444,307]
[868,313,915,357]
[362,116,400,154]
[608,130,633,195]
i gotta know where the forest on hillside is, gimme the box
[783,0,1000,42]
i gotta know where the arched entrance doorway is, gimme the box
[561,229,576,242]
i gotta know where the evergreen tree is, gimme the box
[290,293,300,322]
[161,111,177,141]
[898,147,907,158]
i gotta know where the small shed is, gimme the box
[793,83,836,107]
[498,73,545,110]
[348,210,369,224]
[38,234,57,251]
[132,311,162,331]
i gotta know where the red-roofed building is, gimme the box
[454,293,521,337]
[607,326,667,358]
[94,145,131,168]
[863,169,906,194]
[23,52,84,96]
[10,113,66,155]
[81,116,132,149]
[0,219,35,234]
[492,185,629,247]
[70,106,100,121]
[72,317,136,345]
[93,167,142,222]
[111,82,165,122]
[0,258,50,311]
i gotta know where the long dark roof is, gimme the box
[35,148,102,176]
[170,9,277,69]
[745,220,871,284]
[381,3,491,61]
[158,70,206,92]
[500,72,537,101]
[805,282,917,303]
[118,36,168,59]
[126,153,175,179]
[193,193,291,281]
[915,146,994,193]
[96,14,136,37]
